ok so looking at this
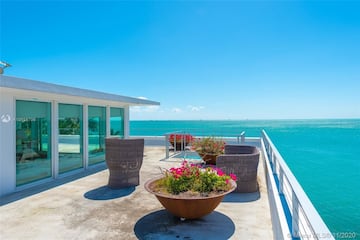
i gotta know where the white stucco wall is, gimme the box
[0,76,159,196]
[0,90,132,196]
[0,89,16,196]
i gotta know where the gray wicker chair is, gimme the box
[216,145,260,193]
[105,138,144,189]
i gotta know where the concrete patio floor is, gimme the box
[0,147,273,240]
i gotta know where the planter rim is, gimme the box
[197,153,220,157]
[144,176,237,200]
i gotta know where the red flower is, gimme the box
[169,134,194,143]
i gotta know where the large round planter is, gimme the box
[144,177,236,219]
[198,153,218,165]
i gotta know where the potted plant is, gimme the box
[168,133,194,150]
[145,161,236,219]
[191,137,226,165]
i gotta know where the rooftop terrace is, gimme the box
[0,146,273,240]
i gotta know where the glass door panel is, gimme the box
[16,100,52,186]
[88,106,106,165]
[110,107,124,137]
[59,103,83,173]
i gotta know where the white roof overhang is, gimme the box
[0,75,160,107]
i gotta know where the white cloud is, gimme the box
[187,105,205,112]
[130,96,160,113]
[131,105,160,113]
[146,106,160,112]
[131,104,206,120]
[172,108,182,113]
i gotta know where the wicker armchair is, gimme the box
[216,145,260,193]
[105,138,144,189]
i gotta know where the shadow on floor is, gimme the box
[0,164,107,206]
[223,191,260,202]
[134,210,235,240]
[84,185,135,200]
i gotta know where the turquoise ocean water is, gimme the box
[130,119,360,238]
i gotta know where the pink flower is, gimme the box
[216,168,225,176]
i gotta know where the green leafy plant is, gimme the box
[191,137,226,155]
[155,161,236,196]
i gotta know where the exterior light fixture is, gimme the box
[0,61,11,74]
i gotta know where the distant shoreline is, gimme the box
[130,118,360,121]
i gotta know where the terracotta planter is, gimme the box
[198,153,218,165]
[144,177,236,219]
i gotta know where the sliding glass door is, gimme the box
[110,107,124,137]
[88,106,106,165]
[58,103,83,173]
[16,100,51,186]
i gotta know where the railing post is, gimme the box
[279,168,284,195]
[181,132,184,152]
[165,134,169,159]
[292,191,300,238]
[174,133,177,151]
[240,131,245,144]
[273,154,277,174]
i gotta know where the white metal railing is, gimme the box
[238,131,246,144]
[164,131,189,159]
[164,131,250,159]
[261,130,334,240]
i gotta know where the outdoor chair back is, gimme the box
[105,138,144,189]
[216,145,260,193]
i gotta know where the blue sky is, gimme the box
[1,1,359,120]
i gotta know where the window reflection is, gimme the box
[88,106,106,165]
[59,104,83,173]
[110,107,124,137]
[16,100,51,186]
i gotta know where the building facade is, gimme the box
[0,75,159,196]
